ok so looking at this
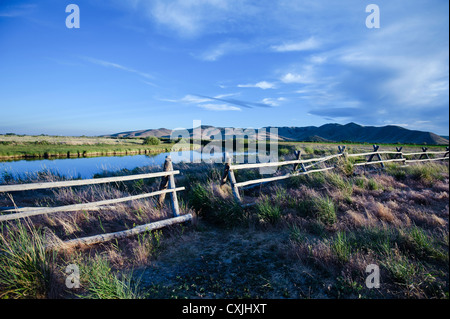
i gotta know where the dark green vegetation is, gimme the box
[0,146,448,299]
[143,136,161,146]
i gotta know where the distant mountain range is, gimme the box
[107,123,449,145]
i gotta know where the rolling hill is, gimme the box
[107,123,449,145]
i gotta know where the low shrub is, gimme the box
[143,136,160,145]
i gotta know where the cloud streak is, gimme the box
[237,81,276,89]
[164,93,275,111]
[194,94,273,109]
[271,37,320,52]
[0,4,37,17]
[82,57,154,79]
[198,103,241,111]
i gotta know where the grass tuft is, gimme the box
[331,231,352,263]
[188,181,244,227]
[256,196,282,224]
[0,221,55,299]
[80,255,143,299]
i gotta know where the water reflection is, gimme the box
[0,150,250,182]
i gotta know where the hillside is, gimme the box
[108,123,449,145]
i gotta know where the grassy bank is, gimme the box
[0,147,448,299]
[0,143,175,159]
[0,135,184,159]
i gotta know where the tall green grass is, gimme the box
[256,196,282,224]
[295,195,337,225]
[188,182,244,227]
[386,162,448,184]
[80,255,143,299]
[0,221,55,299]
[331,231,352,263]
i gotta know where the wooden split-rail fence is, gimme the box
[221,145,449,204]
[0,156,192,249]
[0,145,448,247]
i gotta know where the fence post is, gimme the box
[419,147,430,160]
[395,146,406,165]
[367,145,384,168]
[338,145,347,159]
[158,156,170,207]
[445,147,449,159]
[223,155,241,203]
[293,150,307,173]
[220,152,231,186]
[158,156,181,216]
[293,150,301,172]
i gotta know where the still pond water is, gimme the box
[0,150,239,183]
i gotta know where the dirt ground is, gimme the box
[135,224,346,299]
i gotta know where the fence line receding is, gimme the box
[221,145,449,204]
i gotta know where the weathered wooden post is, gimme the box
[419,147,430,160]
[158,156,180,217]
[338,145,347,159]
[395,146,406,165]
[158,157,170,206]
[220,152,230,186]
[293,150,307,173]
[367,145,384,168]
[293,150,301,172]
[444,147,449,159]
[221,153,241,203]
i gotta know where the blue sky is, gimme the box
[0,0,448,136]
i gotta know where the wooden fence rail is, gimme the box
[0,156,191,248]
[221,145,449,204]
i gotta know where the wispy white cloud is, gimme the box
[331,19,449,110]
[164,93,272,111]
[271,37,320,52]
[280,72,312,84]
[198,41,237,61]
[145,0,240,37]
[180,94,211,104]
[309,55,327,64]
[198,103,241,111]
[162,94,241,111]
[141,80,159,88]
[214,93,240,99]
[82,57,154,79]
[0,4,36,17]
[237,81,276,90]
[196,39,256,61]
[161,94,213,104]
[279,62,318,85]
[261,97,286,107]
